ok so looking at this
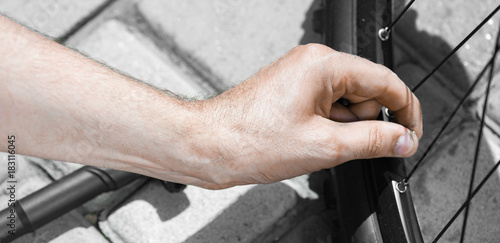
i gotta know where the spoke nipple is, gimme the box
[378,27,390,41]
[396,180,408,193]
[383,107,395,118]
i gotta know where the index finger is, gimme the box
[330,52,423,138]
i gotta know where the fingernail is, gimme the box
[394,132,414,156]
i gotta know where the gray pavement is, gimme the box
[1,0,107,39]
[138,0,318,90]
[1,0,499,242]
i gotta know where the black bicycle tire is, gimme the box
[317,0,424,242]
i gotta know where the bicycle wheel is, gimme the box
[316,0,423,242]
[317,0,500,242]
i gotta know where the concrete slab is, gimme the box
[11,212,108,243]
[274,214,335,243]
[0,154,52,202]
[411,124,500,243]
[67,19,209,98]
[476,75,500,137]
[99,181,296,242]
[138,0,319,90]
[0,0,107,39]
[399,0,500,89]
[24,156,83,180]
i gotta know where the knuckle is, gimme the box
[324,146,342,163]
[364,126,385,157]
[294,43,334,59]
[316,131,343,162]
[380,65,397,80]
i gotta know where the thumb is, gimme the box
[334,120,419,161]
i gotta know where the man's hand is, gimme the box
[0,14,421,190]
[166,44,422,189]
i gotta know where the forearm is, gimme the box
[0,15,422,190]
[0,15,200,182]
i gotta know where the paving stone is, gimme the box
[411,124,500,243]
[397,0,500,94]
[0,154,52,202]
[476,75,500,136]
[274,214,335,243]
[24,156,83,180]
[49,226,108,243]
[483,127,500,164]
[470,72,500,163]
[282,174,319,200]
[99,181,296,243]
[12,211,108,243]
[0,0,107,39]
[67,19,210,98]
[0,154,9,183]
[138,0,320,90]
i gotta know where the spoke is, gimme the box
[411,4,500,92]
[459,25,500,243]
[403,53,497,183]
[432,159,500,243]
[378,0,416,41]
[387,0,415,30]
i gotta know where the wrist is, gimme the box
[115,96,227,186]
[115,96,194,175]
